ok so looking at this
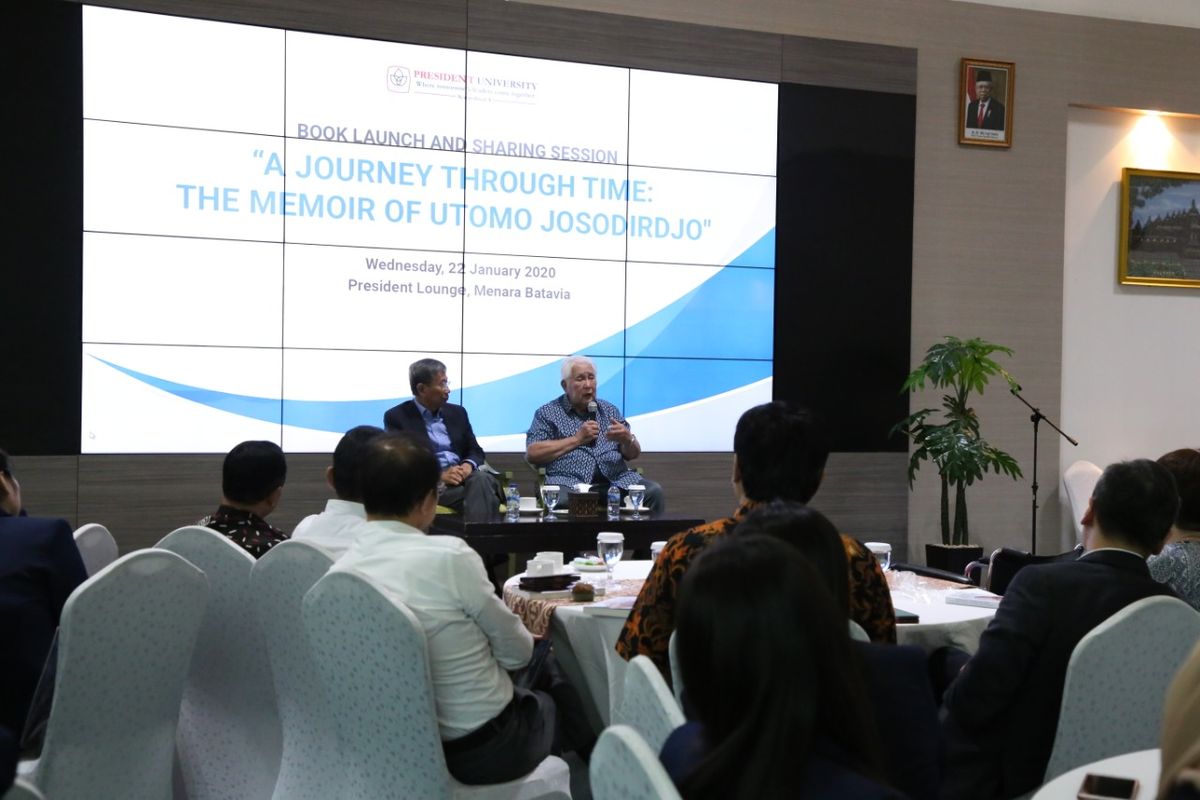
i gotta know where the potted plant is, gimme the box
[892,336,1024,574]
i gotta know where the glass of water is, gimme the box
[597,532,625,584]
[541,484,561,520]
[627,484,646,520]
[866,542,892,572]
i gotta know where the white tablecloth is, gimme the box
[504,562,1000,731]
[1032,748,1160,800]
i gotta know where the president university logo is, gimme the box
[387,66,411,93]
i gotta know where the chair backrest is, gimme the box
[616,655,686,752]
[1044,595,1200,782]
[2,779,47,800]
[157,525,282,800]
[73,522,119,577]
[984,546,1082,595]
[848,619,871,642]
[250,540,337,800]
[302,569,453,799]
[30,550,207,800]
[1063,460,1103,543]
[668,631,683,706]
[590,724,683,800]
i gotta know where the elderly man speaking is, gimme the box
[526,355,664,513]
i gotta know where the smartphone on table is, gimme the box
[1078,773,1139,800]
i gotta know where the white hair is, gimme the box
[561,355,597,382]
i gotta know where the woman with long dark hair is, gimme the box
[661,534,902,799]
[733,501,943,800]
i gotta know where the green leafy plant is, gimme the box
[891,336,1024,546]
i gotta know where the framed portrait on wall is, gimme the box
[1120,167,1200,288]
[959,58,1014,148]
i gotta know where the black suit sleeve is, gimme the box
[44,519,87,620]
[943,566,1050,735]
[455,406,487,467]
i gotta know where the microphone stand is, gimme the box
[1010,387,1078,554]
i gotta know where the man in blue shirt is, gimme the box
[526,355,664,513]
[384,359,500,523]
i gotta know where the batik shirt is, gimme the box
[615,501,897,678]
[199,505,288,559]
[526,394,642,489]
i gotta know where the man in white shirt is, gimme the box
[330,432,563,784]
[292,425,383,557]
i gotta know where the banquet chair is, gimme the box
[302,569,572,800]
[2,780,46,800]
[668,632,683,706]
[250,540,338,800]
[1042,595,1200,784]
[22,550,207,800]
[1063,460,1102,544]
[589,725,682,800]
[984,545,1082,596]
[156,526,282,800]
[615,656,685,752]
[72,522,119,577]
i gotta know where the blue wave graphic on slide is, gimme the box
[92,229,775,435]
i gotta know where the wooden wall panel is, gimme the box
[781,35,917,94]
[13,451,905,557]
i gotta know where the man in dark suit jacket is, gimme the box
[384,358,500,522]
[966,70,1006,131]
[0,448,87,738]
[941,459,1181,800]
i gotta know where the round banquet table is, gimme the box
[502,562,1002,732]
[1031,748,1160,800]
[888,572,999,655]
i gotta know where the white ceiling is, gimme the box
[952,0,1200,30]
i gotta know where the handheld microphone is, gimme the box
[587,400,598,421]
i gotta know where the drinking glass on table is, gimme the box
[597,532,625,585]
[627,484,646,520]
[540,484,561,520]
[866,541,892,572]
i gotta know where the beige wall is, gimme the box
[54,0,1200,556]
[517,0,1200,554]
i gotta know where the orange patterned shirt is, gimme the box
[615,502,897,678]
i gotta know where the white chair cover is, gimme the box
[589,725,682,800]
[157,526,282,800]
[668,631,683,707]
[1044,595,1200,783]
[250,540,338,800]
[302,569,571,800]
[615,656,685,752]
[1062,460,1102,544]
[2,779,47,800]
[849,619,871,642]
[26,550,207,800]
[72,522,119,577]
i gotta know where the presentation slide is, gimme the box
[80,7,777,453]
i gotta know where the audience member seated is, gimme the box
[1149,447,1200,609]
[1160,641,1200,800]
[734,501,942,800]
[940,459,1180,800]
[660,535,904,800]
[329,433,592,784]
[384,358,501,523]
[0,447,87,739]
[526,355,664,514]
[198,440,288,558]
[616,401,895,679]
[292,425,383,557]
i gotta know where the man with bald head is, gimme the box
[525,355,664,513]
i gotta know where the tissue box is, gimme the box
[567,491,600,517]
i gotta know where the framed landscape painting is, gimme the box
[1120,167,1200,288]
